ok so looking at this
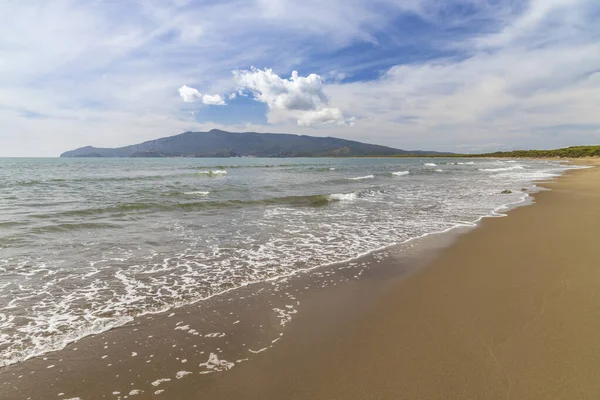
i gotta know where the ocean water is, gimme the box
[0,157,577,367]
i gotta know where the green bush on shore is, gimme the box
[461,145,600,159]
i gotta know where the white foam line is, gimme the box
[390,171,409,176]
[347,175,374,180]
[249,347,269,354]
[183,191,209,196]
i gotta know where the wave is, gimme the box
[29,222,121,234]
[307,167,337,171]
[0,221,26,228]
[187,163,323,170]
[435,169,443,172]
[479,165,526,172]
[184,191,210,196]
[328,193,357,201]
[15,180,43,186]
[196,170,227,176]
[424,163,437,167]
[347,175,375,180]
[50,193,357,218]
[457,161,475,165]
[13,173,200,187]
[390,171,409,176]
[492,171,560,180]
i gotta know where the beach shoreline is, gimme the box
[1,159,598,399]
[220,158,600,400]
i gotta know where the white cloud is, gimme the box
[178,85,202,102]
[201,94,226,105]
[233,67,349,126]
[297,108,347,126]
[178,85,226,105]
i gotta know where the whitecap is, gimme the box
[479,165,525,172]
[328,193,358,201]
[424,163,437,167]
[183,191,209,196]
[197,170,227,176]
[390,171,409,176]
[347,175,374,180]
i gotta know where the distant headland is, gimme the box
[59,129,450,158]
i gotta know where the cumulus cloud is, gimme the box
[201,94,226,105]
[178,85,202,102]
[232,67,349,126]
[297,108,350,126]
[178,85,226,105]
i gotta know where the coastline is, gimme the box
[203,159,600,400]
[1,159,598,399]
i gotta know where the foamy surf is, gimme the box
[183,191,210,196]
[390,171,409,176]
[479,165,526,172]
[328,193,358,201]
[197,170,227,176]
[347,175,375,180]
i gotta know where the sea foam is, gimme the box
[197,170,227,176]
[390,171,409,176]
[479,165,526,172]
[329,193,358,201]
[183,191,210,196]
[347,175,374,180]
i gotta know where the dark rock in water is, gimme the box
[501,189,512,194]
[521,188,528,192]
[60,129,453,158]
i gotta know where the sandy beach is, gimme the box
[190,160,600,400]
[2,160,599,400]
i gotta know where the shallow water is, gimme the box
[0,157,575,367]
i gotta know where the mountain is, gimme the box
[60,129,448,158]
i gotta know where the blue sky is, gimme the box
[1,0,599,156]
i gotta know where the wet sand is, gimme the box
[2,160,599,399]
[0,224,460,399]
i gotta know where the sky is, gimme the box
[1,0,599,156]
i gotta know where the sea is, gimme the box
[0,157,579,368]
